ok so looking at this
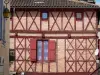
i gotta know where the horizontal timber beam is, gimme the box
[10,30,97,34]
[25,72,93,75]
[14,60,95,62]
[10,35,97,39]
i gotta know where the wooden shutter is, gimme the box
[48,40,56,61]
[30,39,37,62]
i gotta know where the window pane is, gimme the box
[42,12,48,19]
[76,13,82,19]
[44,41,48,61]
[37,41,42,60]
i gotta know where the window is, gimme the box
[9,49,15,61]
[0,57,4,66]
[37,40,48,61]
[30,39,56,62]
[41,12,48,20]
[76,12,83,20]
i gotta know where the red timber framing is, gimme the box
[10,36,97,75]
[10,8,98,75]
[10,9,97,32]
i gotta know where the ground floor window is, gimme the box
[37,40,48,61]
[30,39,56,62]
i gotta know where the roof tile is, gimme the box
[10,0,100,8]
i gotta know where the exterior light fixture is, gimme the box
[3,0,10,19]
[3,8,10,18]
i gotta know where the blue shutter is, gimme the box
[0,0,3,40]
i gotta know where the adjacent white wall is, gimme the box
[0,0,10,75]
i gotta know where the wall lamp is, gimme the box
[3,0,10,19]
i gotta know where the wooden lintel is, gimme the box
[10,30,97,34]
[10,35,97,39]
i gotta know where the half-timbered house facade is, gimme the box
[9,0,100,75]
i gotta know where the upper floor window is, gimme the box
[41,12,48,20]
[76,12,83,20]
